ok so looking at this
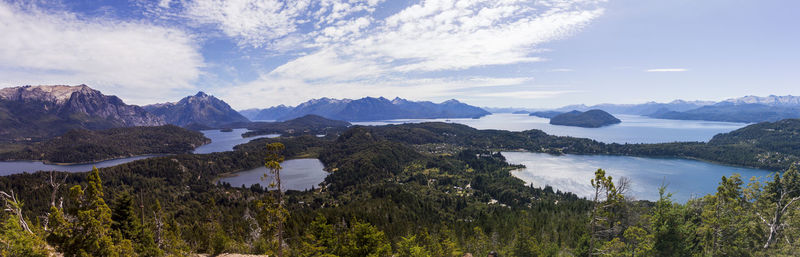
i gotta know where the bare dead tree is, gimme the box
[761,179,800,249]
[48,170,68,208]
[1,190,33,234]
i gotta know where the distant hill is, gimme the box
[251,104,293,121]
[528,111,563,118]
[718,95,800,106]
[647,96,800,123]
[245,97,490,121]
[145,92,250,128]
[707,119,800,156]
[240,115,351,137]
[549,110,621,128]
[237,108,262,120]
[0,85,165,141]
[552,100,713,115]
[0,125,209,163]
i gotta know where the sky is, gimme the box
[0,0,797,110]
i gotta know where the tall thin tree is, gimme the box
[263,142,286,257]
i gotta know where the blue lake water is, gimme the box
[502,151,773,202]
[193,129,278,154]
[219,158,328,191]
[0,155,162,176]
[353,113,748,144]
[0,129,276,175]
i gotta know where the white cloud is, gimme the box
[0,2,204,105]
[479,90,580,99]
[217,75,537,109]
[645,68,688,72]
[204,0,606,107]
[184,0,384,48]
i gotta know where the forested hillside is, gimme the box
[1,121,799,256]
[0,125,209,163]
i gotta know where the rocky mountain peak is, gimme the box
[0,84,95,105]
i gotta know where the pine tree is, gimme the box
[0,206,50,256]
[47,166,134,257]
[650,185,686,256]
[112,192,141,241]
[256,142,288,256]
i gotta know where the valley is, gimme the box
[1,84,799,257]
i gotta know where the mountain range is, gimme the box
[523,95,800,123]
[0,85,164,141]
[647,95,800,123]
[242,97,490,121]
[144,91,250,128]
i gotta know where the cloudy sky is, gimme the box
[0,0,797,109]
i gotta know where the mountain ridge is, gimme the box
[144,91,250,128]
[245,97,490,121]
[0,84,165,141]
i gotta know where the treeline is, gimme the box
[572,167,800,256]
[2,120,800,256]
[0,125,210,163]
[235,114,351,138]
[0,128,592,255]
[361,121,800,171]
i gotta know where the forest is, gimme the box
[1,121,799,256]
[0,125,210,163]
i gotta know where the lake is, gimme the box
[353,113,748,144]
[502,151,773,202]
[219,158,328,192]
[0,128,275,175]
[0,155,162,176]
[193,128,279,154]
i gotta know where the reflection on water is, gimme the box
[0,155,161,176]
[353,113,748,144]
[502,151,772,202]
[194,129,279,154]
[219,158,328,192]
[0,128,276,175]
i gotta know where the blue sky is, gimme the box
[0,0,797,109]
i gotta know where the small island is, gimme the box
[220,128,234,132]
[529,111,563,118]
[549,109,621,128]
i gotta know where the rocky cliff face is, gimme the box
[144,92,250,128]
[0,85,164,126]
[0,85,164,141]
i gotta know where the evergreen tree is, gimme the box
[339,219,391,257]
[111,192,141,241]
[47,167,134,257]
[396,235,433,257]
[697,174,760,256]
[0,212,50,256]
[751,166,800,249]
[296,215,337,257]
[650,185,686,256]
[257,142,288,256]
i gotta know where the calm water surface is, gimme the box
[193,129,278,154]
[0,129,276,175]
[219,158,328,191]
[353,113,748,144]
[502,151,773,202]
[0,155,162,176]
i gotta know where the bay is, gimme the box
[353,113,748,144]
[193,129,279,154]
[219,158,328,192]
[0,128,276,175]
[502,151,773,202]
